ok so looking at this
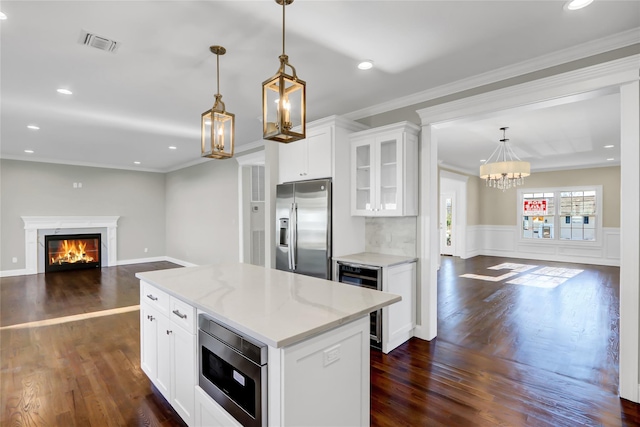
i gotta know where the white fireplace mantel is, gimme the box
[22,216,120,275]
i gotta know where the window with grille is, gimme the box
[519,186,601,242]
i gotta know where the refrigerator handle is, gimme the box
[290,202,297,270]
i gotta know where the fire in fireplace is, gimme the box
[44,233,101,273]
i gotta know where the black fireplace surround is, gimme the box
[44,233,101,273]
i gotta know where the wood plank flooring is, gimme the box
[1,257,638,426]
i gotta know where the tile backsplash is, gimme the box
[365,217,417,257]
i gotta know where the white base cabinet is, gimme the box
[140,281,196,426]
[195,386,242,427]
[194,315,370,427]
[382,262,417,354]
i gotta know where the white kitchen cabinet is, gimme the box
[192,314,370,427]
[195,386,242,427]
[350,122,419,216]
[140,281,196,426]
[382,261,417,354]
[278,125,332,183]
[278,315,369,426]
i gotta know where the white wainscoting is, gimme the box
[464,225,620,266]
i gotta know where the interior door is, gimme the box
[440,193,454,256]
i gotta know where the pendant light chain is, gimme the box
[216,52,220,96]
[282,0,286,56]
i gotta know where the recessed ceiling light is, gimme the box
[24,149,34,154]
[57,88,73,95]
[565,0,594,10]
[357,60,374,70]
[0,12,7,20]
[134,161,141,165]
[27,125,40,130]
[603,145,614,148]
[607,158,615,161]
[169,146,177,150]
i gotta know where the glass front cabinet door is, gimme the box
[350,122,419,217]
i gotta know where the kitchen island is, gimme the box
[136,262,400,427]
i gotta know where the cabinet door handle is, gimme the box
[166,330,172,335]
[146,294,158,301]
[147,315,155,321]
[172,309,187,319]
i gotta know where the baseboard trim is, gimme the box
[0,268,28,278]
[1,256,199,277]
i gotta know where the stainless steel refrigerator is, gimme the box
[276,179,332,279]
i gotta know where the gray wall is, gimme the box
[0,159,166,270]
[165,159,239,266]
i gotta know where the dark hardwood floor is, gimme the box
[1,257,638,426]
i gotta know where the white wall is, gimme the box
[464,225,621,266]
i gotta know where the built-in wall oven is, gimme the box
[198,313,268,427]
[336,261,382,349]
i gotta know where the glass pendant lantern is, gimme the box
[202,45,235,159]
[262,0,306,143]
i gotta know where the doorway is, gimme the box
[440,193,454,256]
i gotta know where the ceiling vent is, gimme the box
[78,29,120,53]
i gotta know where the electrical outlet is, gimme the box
[78,182,83,188]
[323,345,341,367]
[73,182,78,188]
[12,257,18,263]
[144,248,148,253]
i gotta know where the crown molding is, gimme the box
[417,54,640,125]
[344,29,640,121]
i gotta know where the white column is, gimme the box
[264,143,279,269]
[619,79,640,403]
[24,229,38,275]
[415,124,438,340]
[107,225,118,267]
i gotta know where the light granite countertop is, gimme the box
[333,252,418,268]
[136,263,400,348]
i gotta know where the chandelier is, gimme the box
[262,0,306,143]
[480,127,530,191]
[201,45,235,159]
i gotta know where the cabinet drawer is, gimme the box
[170,297,196,334]
[141,281,170,316]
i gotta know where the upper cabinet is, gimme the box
[350,122,419,217]
[279,126,332,183]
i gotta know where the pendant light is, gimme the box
[262,0,306,143]
[480,127,530,191]
[202,45,235,159]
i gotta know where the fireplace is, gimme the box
[44,233,101,273]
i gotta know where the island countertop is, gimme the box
[136,263,400,348]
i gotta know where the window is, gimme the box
[520,187,601,242]
[559,191,597,241]
[522,192,555,239]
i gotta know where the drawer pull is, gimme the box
[146,294,158,301]
[166,330,172,335]
[172,309,187,319]
[147,315,155,321]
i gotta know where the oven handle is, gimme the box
[338,261,381,271]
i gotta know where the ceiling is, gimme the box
[1,1,638,174]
